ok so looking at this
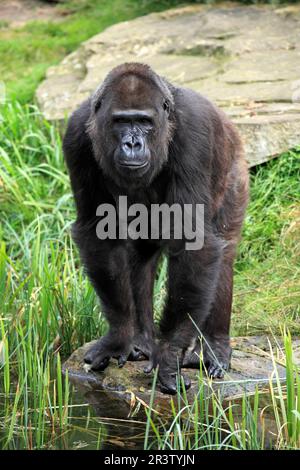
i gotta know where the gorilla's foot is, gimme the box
[203,336,231,379]
[144,342,191,394]
[84,334,132,371]
[128,347,147,361]
[128,332,156,362]
[158,369,191,395]
[183,335,231,379]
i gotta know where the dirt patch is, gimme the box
[0,0,65,27]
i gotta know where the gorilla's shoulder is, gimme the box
[63,99,92,158]
[172,86,220,122]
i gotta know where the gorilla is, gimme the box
[63,62,249,394]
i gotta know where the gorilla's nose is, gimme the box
[118,135,149,170]
[121,135,143,157]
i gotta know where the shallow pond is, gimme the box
[0,376,148,450]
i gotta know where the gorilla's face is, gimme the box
[112,110,154,176]
[89,72,173,188]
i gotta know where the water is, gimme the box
[0,374,149,450]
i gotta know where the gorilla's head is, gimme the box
[87,63,175,188]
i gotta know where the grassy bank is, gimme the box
[0,0,299,450]
[0,102,299,448]
[0,103,299,350]
[1,0,294,103]
[0,0,185,103]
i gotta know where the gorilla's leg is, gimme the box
[128,245,161,362]
[183,250,234,378]
[75,231,136,370]
[153,238,222,394]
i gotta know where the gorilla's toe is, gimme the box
[84,353,110,371]
[207,360,229,379]
[84,353,93,365]
[182,374,191,390]
[92,356,110,371]
[117,355,127,368]
[159,379,177,395]
[84,342,111,371]
[158,371,191,395]
[128,347,147,361]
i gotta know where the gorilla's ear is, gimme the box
[163,99,170,114]
[94,98,102,112]
[91,81,106,114]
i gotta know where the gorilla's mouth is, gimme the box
[117,160,149,170]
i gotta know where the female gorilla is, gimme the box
[63,62,249,394]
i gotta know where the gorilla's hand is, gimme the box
[144,342,191,395]
[128,332,156,361]
[84,333,132,370]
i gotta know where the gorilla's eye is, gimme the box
[163,100,170,113]
[113,117,129,125]
[94,99,102,112]
[139,117,153,126]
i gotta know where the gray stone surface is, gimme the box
[63,336,300,418]
[36,3,300,166]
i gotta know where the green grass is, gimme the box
[144,331,300,450]
[0,102,299,449]
[233,150,300,335]
[0,0,299,450]
[0,102,299,356]
[0,0,185,103]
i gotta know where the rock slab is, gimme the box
[63,336,300,419]
[36,3,300,166]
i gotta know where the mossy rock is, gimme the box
[63,335,300,419]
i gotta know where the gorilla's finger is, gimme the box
[84,353,93,365]
[208,365,225,379]
[144,344,160,374]
[143,362,154,374]
[84,349,99,365]
[118,355,127,368]
[181,374,191,390]
[143,353,158,373]
[128,349,146,361]
[158,375,177,395]
[91,355,110,371]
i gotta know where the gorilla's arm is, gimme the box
[63,101,137,368]
[63,99,110,220]
[154,88,226,392]
[157,235,223,393]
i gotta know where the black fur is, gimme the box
[63,63,249,394]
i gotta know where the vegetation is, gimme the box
[0,0,299,451]
[233,149,300,335]
[145,331,300,450]
[0,0,294,103]
[0,101,299,450]
[0,0,188,103]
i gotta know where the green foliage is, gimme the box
[1,102,298,351]
[0,0,186,103]
[238,150,300,267]
[233,150,300,335]
[0,0,299,450]
[144,332,300,450]
[0,103,104,356]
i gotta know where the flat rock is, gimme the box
[36,3,300,166]
[63,336,300,419]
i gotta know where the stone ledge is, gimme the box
[36,3,300,166]
[63,335,300,418]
